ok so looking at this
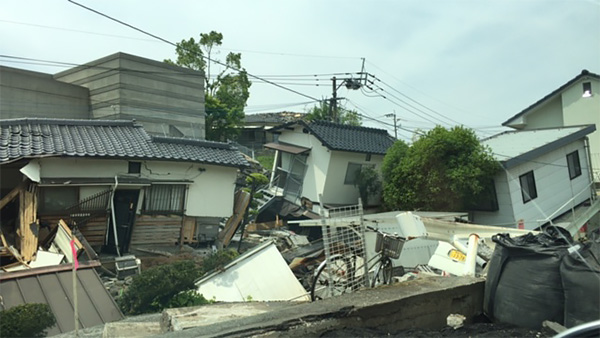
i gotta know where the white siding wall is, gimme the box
[526,96,564,128]
[562,77,600,181]
[470,173,516,227]
[507,140,592,229]
[37,157,237,218]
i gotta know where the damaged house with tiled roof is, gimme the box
[256,120,395,223]
[0,118,248,256]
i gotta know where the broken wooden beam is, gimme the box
[0,183,23,210]
[19,186,38,262]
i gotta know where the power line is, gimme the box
[67,0,322,103]
[0,19,159,42]
[370,74,465,126]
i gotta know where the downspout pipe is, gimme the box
[452,235,486,267]
[462,233,480,277]
[110,175,121,257]
[584,137,597,200]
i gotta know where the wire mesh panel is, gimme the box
[314,198,370,299]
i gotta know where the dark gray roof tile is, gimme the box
[271,120,395,155]
[0,118,249,168]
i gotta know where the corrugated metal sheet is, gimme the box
[0,262,123,336]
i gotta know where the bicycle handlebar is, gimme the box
[365,225,407,240]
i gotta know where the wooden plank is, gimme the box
[181,216,196,244]
[19,187,38,261]
[218,190,251,247]
[0,183,23,210]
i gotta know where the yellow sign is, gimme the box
[448,249,466,262]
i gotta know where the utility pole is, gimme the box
[385,111,398,139]
[331,77,338,123]
[329,76,362,123]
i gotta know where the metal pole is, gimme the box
[331,77,337,123]
[392,112,397,139]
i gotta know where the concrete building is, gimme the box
[0,52,205,139]
[502,70,600,183]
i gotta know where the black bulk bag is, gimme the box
[484,229,571,329]
[560,239,600,328]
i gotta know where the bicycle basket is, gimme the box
[382,235,404,259]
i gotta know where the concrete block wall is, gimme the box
[0,66,89,119]
[54,52,206,139]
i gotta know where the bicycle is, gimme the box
[310,225,406,301]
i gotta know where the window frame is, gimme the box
[128,161,141,174]
[142,184,186,214]
[519,171,538,204]
[39,186,80,215]
[566,150,582,180]
[343,162,375,185]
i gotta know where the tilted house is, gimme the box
[237,111,305,156]
[502,70,600,182]
[470,125,597,230]
[0,118,248,255]
[257,120,395,221]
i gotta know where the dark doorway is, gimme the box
[104,190,139,254]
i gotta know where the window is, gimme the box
[582,82,592,98]
[143,184,186,213]
[128,161,141,174]
[567,151,582,179]
[468,179,499,211]
[39,187,79,213]
[519,171,537,203]
[344,163,362,185]
[344,163,375,185]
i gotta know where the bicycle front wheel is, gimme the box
[310,255,353,301]
[371,256,393,287]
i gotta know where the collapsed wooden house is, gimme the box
[0,118,248,263]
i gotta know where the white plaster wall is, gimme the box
[37,157,237,218]
[506,139,592,229]
[276,125,385,205]
[277,125,330,203]
[322,151,384,205]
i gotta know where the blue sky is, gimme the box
[1,0,599,141]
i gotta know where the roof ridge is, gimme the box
[151,136,234,150]
[309,120,390,134]
[0,118,141,127]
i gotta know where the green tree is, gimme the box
[165,31,251,141]
[382,126,500,211]
[354,165,382,206]
[0,303,56,337]
[304,101,362,126]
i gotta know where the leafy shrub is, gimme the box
[167,290,212,308]
[200,249,239,275]
[118,260,202,315]
[0,303,56,337]
[354,165,382,206]
[256,154,274,171]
